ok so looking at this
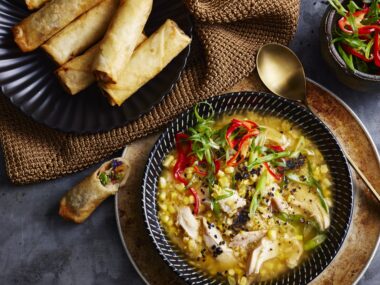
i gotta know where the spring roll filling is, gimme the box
[98,159,127,187]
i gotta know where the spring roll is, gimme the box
[59,158,130,223]
[42,0,118,65]
[13,0,104,52]
[92,0,153,84]
[100,19,191,106]
[56,34,147,95]
[25,0,50,10]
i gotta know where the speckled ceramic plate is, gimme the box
[0,0,192,133]
[114,78,380,285]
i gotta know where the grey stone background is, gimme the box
[0,0,379,284]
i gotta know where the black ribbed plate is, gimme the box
[142,92,353,285]
[0,0,192,133]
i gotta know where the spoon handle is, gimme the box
[344,151,380,203]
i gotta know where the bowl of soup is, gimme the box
[142,92,353,285]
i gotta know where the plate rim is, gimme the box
[115,78,380,285]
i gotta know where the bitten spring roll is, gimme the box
[42,0,119,65]
[100,19,191,106]
[59,158,130,223]
[25,0,50,10]
[56,34,147,95]
[92,0,153,84]
[13,0,104,52]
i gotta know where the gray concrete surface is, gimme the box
[0,0,379,284]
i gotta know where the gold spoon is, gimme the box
[256,43,380,203]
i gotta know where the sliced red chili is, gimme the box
[264,162,283,181]
[194,165,207,177]
[226,119,259,148]
[173,133,192,185]
[268,145,285,152]
[188,187,200,215]
[374,32,380,67]
[214,159,221,174]
[341,44,373,62]
[338,8,369,34]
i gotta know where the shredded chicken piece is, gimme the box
[218,191,246,216]
[246,237,278,276]
[229,230,267,248]
[201,218,238,269]
[289,188,330,230]
[286,238,303,269]
[177,206,199,239]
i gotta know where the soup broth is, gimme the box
[158,110,332,285]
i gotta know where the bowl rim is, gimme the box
[322,0,380,81]
[141,91,354,285]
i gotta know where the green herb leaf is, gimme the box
[249,170,267,217]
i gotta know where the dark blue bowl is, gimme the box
[142,92,353,285]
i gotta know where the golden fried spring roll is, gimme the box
[42,0,118,65]
[56,34,147,95]
[13,0,104,52]
[59,158,130,223]
[100,19,191,106]
[92,0,153,84]
[25,0,50,10]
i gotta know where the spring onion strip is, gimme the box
[249,170,267,217]
[304,234,327,251]
[247,151,291,170]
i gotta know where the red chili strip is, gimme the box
[264,162,283,181]
[194,165,207,177]
[268,145,285,152]
[342,44,373,62]
[338,8,369,34]
[188,187,200,215]
[173,133,192,185]
[374,32,380,68]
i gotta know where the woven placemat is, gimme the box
[0,0,300,184]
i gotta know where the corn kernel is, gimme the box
[175,183,185,191]
[219,176,230,187]
[322,178,332,187]
[267,229,277,240]
[159,191,166,201]
[228,269,235,276]
[188,195,195,204]
[168,205,176,214]
[185,167,194,175]
[224,166,235,174]
[163,155,174,168]
[161,215,170,223]
[239,277,247,285]
[320,164,328,174]
[170,192,178,200]
[295,235,303,240]
[160,204,168,211]
[217,170,225,177]
[159,177,167,189]
[184,196,190,205]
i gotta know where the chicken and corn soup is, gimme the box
[158,104,332,284]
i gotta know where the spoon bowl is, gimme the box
[257,43,306,103]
